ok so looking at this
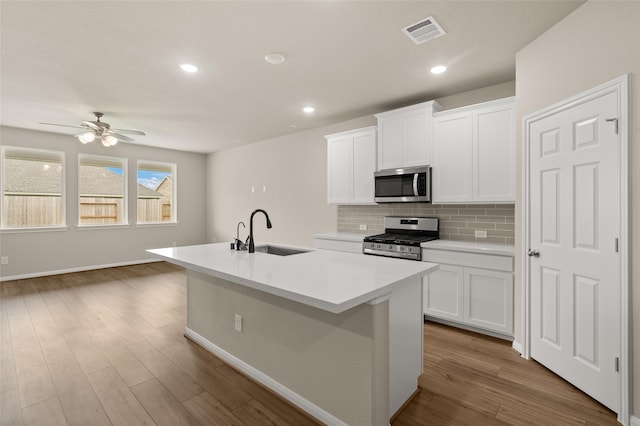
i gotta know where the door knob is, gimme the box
[527,249,540,258]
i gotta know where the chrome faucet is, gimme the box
[248,209,272,253]
[235,221,247,250]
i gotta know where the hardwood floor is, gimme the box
[1,263,618,425]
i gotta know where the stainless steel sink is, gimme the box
[254,245,310,256]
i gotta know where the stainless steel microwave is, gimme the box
[374,166,431,203]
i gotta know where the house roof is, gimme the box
[4,159,163,198]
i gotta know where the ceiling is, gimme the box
[0,1,583,154]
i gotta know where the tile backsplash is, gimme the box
[337,204,515,245]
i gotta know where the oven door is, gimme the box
[374,166,430,203]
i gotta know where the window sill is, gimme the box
[76,224,131,231]
[135,222,179,228]
[0,225,68,234]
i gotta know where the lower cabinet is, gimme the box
[423,248,514,337]
[423,264,464,322]
[313,234,363,254]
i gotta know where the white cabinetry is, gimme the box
[433,97,515,203]
[375,101,441,170]
[422,246,514,337]
[326,126,377,204]
[313,233,363,254]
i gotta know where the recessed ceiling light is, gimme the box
[303,107,315,113]
[430,65,447,74]
[179,63,198,73]
[264,53,286,65]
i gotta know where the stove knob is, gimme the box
[376,244,381,249]
[399,246,404,251]
[388,245,393,250]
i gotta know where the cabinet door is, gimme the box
[352,131,376,203]
[377,116,404,170]
[404,108,430,167]
[423,264,464,322]
[463,268,513,334]
[327,136,352,204]
[474,104,515,202]
[432,113,473,202]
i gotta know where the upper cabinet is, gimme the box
[375,101,442,170]
[432,97,515,204]
[326,126,377,205]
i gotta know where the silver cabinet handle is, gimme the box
[527,249,540,258]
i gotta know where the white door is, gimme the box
[528,90,619,411]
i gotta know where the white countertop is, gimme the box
[148,243,438,314]
[421,239,514,256]
[313,232,366,242]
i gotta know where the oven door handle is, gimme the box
[413,173,419,196]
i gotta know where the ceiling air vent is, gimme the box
[402,16,445,45]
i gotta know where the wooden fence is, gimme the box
[2,195,171,227]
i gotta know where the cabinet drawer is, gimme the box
[314,238,363,254]
[422,249,513,272]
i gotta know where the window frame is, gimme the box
[136,160,177,225]
[77,153,128,228]
[1,145,67,232]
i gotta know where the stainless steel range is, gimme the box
[363,216,439,261]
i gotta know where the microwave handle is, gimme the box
[413,173,419,196]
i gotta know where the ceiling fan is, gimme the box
[40,112,146,147]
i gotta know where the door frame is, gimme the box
[522,74,630,423]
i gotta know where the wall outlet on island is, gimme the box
[474,230,488,239]
[1,256,8,265]
[359,224,367,231]
[234,314,243,333]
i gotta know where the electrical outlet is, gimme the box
[172,241,177,247]
[474,230,488,238]
[251,186,255,194]
[1,256,8,265]
[234,314,242,333]
[262,185,267,193]
[359,224,367,231]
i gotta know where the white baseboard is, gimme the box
[630,414,640,426]
[512,340,523,355]
[0,258,161,282]
[184,327,347,426]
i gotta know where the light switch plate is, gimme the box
[474,230,488,238]
[359,224,367,231]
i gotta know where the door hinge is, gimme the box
[615,357,619,372]
[606,118,619,134]
[615,238,619,253]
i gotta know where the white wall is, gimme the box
[515,0,640,416]
[206,116,375,247]
[0,126,208,279]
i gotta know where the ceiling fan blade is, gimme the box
[82,120,101,131]
[111,132,135,142]
[112,128,146,136]
[39,122,86,129]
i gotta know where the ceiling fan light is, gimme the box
[102,135,118,147]
[78,132,95,144]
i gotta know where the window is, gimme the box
[137,161,176,223]
[1,146,65,229]
[79,154,127,225]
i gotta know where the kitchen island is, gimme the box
[147,242,438,426]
